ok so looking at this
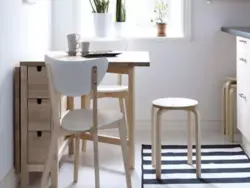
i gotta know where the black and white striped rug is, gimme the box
[141,144,250,187]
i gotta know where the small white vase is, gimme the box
[93,13,112,37]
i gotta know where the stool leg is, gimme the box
[222,82,227,134]
[156,109,163,180]
[225,81,232,135]
[193,109,201,179]
[151,106,156,167]
[74,134,80,183]
[187,111,193,165]
[229,88,235,143]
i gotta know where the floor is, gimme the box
[26,129,245,188]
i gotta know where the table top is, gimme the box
[20,51,150,67]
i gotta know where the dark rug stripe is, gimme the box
[142,144,241,149]
[142,151,246,157]
[142,159,250,165]
[143,177,250,184]
[143,168,250,174]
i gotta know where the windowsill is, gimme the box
[81,35,186,42]
[80,25,188,42]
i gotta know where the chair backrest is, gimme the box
[45,55,109,97]
[88,39,128,85]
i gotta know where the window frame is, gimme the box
[73,0,192,41]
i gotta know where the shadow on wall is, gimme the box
[0,68,14,181]
[0,69,14,134]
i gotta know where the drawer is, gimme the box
[237,91,247,131]
[28,99,51,131]
[28,131,51,164]
[237,37,248,58]
[28,66,49,98]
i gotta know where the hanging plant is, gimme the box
[116,0,126,22]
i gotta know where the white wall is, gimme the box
[0,0,51,182]
[52,0,250,128]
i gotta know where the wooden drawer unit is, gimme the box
[28,66,49,98]
[28,99,51,131]
[28,131,51,164]
[18,63,69,187]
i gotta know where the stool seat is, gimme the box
[226,77,236,82]
[152,98,198,109]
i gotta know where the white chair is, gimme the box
[41,55,131,188]
[81,40,129,151]
[151,98,201,180]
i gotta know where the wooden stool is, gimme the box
[228,84,237,142]
[151,98,201,180]
[222,77,236,135]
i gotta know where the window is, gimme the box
[76,0,190,39]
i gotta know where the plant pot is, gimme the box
[115,22,126,37]
[93,13,112,37]
[157,23,167,37]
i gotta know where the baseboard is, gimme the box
[242,136,250,157]
[0,169,18,188]
[135,120,221,132]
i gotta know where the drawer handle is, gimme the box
[37,99,42,104]
[36,66,42,72]
[239,39,247,44]
[239,93,247,101]
[239,58,247,63]
[37,131,42,137]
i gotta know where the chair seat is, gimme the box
[152,98,198,109]
[97,85,128,93]
[61,109,123,132]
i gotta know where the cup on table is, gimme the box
[81,42,90,55]
[67,33,80,55]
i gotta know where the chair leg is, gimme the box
[40,129,58,188]
[82,95,91,152]
[118,118,132,188]
[193,109,201,179]
[119,98,125,114]
[156,109,163,180]
[187,111,193,165]
[229,88,235,143]
[125,96,129,130]
[151,106,156,167]
[74,134,80,183]
[93,132,100,188]
[51,138,59,188]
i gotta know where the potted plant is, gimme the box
[115,0,126,36]
[151,0,168,37]
[116,0,126,22]
[89,0,111,37]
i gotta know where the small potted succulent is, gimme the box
[151,0,168,37]
[89,0,111,37]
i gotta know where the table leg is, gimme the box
[81,95,91,152]
[128,67,135,169]
[67,97,74,155]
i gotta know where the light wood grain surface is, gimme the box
[20,51,150,67]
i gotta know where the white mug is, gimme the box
[81,42,90,54]
[67,33,80,52]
